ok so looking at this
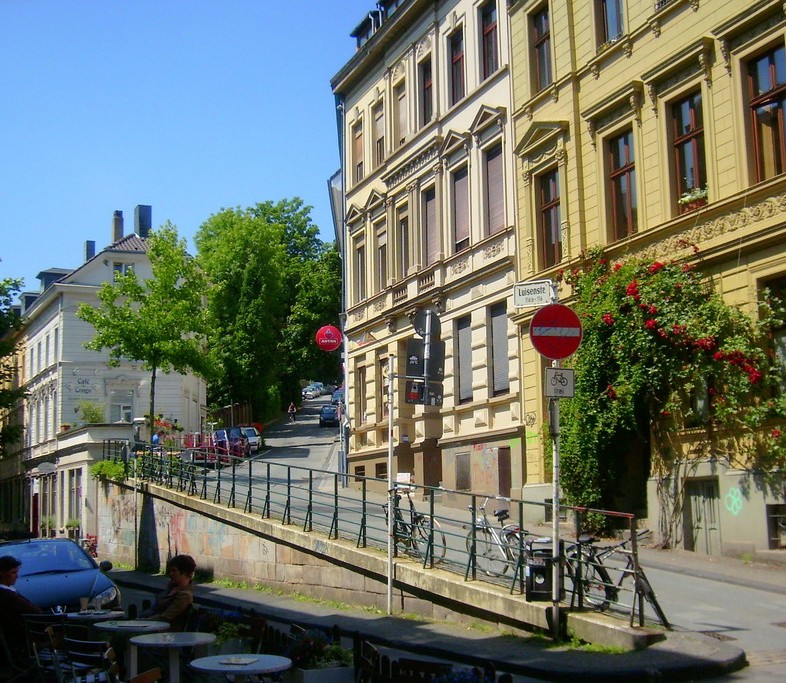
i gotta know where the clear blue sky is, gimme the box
[0,0,372,296]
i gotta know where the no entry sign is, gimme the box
[530,304,583,360]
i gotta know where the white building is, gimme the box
[17,207,206,538]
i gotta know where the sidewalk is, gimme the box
[110,546,783,682]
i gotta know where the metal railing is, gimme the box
[101,440,665,626]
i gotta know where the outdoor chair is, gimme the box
[56,636,117,683]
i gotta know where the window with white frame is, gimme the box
[422,186,439,266]
[394,80,407,147]
[449,27,465,106]
[373,101,385,167]
[457,315,473,403]
[484,143,505,236]
[354,236,366,303]
[490,302,509,396]
[110,390,134,423]
[452,165,470,253]
[375,224,388,292]
[352,120,365,183]
[419,57,433,126]
[480,0,498,82]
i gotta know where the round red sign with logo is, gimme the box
[315,325,343,352]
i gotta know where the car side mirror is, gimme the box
[99,560,113,572]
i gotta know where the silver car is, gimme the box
[240,426,262,453]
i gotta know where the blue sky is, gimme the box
[0,1,372,296]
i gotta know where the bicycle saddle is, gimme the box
[494,509,509,522]
[577,533,598,544]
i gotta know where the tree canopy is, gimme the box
[76,223,211,431]
[0,277,24,455]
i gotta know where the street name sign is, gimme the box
[530,303,583,360]
[514,279,553,308]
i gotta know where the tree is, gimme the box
[196,198,337,419]
[559,248,786,542]
[76,223,211,435]
[0,277,25,456]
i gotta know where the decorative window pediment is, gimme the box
[514,121,569,159]
[642,37,713,111]
[346,204,365,230]
[364,190,387,215]
[439,130,471,159]
[712,0,785,71]
[582,80,643,143]
[469,105,507,137]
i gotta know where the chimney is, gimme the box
[112,210,124,243]
[84,240,96,262]
[135,204,152,238]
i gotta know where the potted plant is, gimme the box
[40,515,56,538]
[284,629,354,683]
[89,460,126,482]
[65,518,81,539]
[678,185,708,212]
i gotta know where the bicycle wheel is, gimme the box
[467,528,509,576]
[501,529,524,571]
[413,517,447,565]
[566,547,614,610]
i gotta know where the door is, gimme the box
[684,478,721,556]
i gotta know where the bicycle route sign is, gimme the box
[529,303,583,360]
[545,367,575,398]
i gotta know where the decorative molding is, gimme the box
[525,237,534,275]
[650,18,661,38]
[383,141,440,189]
[450,258,470,275]
[483,240,505,260]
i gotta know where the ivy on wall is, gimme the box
[557,247,786,541]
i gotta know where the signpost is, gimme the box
[514,279,553,308]
[528,299,583,639]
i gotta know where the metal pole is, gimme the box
[133,455,139,570]
[549,282,561,639]
[386,353,395,615]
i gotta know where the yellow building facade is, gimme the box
[510,0,786,555]
[332,0,524,497]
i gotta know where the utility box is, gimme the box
[525,537,564,601]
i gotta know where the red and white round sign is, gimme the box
[315,325,342,352]
[529,304,583,360]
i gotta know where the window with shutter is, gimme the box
[452,166,469,252]
[457,316,473,403]
[423,187,438,265]
[485,143,504,235]
[490,303,509,396]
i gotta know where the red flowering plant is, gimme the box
[558,247,786,541]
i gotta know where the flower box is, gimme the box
[679,197,707,214]
[285,665,354,683]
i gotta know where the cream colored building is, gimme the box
[510,0,786,556]
[331,0,523,496]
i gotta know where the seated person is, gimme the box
[143,554,196,632]
[0,555,42,667]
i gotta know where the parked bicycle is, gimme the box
[465,497,528,577]
[564,530,670,628]
[382,487,446,565]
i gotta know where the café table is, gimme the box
[129,632,216,683]
[66,609,126,623]
[190,653,292,683]
[93,620,170,675]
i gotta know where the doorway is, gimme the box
[684,478,721,556]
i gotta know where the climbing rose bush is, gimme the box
[556,248,786,533]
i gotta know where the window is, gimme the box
[748,44,786,182]
[376,226,388,292]
[357,366,367,424]
[37,340,42,373]
[113,262,133,277]
[490,303,509,396]
[450,29,465,106]
[419,58,433,126]
[45,334,50,368]
[532,7,552,92]
[397,205,410,278]
[484,143,505,235]
[457,316,473,403]
[422,187,438,266]
[480,1,498,81]
[68,467,82,522]
[764,276,786,394]
[672,91,707,213]
[597,0,623,47]
[373,102,385,167]
[110,390,134,422]
[452,166,470,253]
[608,129,637,240]
[539,168,562,267]
[354,239,366,302]
[394,81,407,147]
[352,121,364,183]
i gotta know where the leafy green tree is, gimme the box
[0,277,25,456]
[77,223,211,435]
[196,198,340,419]
[559,248,785,542]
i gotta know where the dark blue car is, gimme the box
[0,538,121,612]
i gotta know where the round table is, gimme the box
[190,653,292,682]
[66,610,126,623]
[129,632,216,683]
[93,620,170,676]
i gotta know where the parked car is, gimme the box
[331,389,345,406]
[319,404,340,427]
[240,425,262,453]
[0,538,121,612]
[302,385,320,400]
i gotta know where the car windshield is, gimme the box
[242,428,257,438]
[321,406,337,415]
[3,541,95,575]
